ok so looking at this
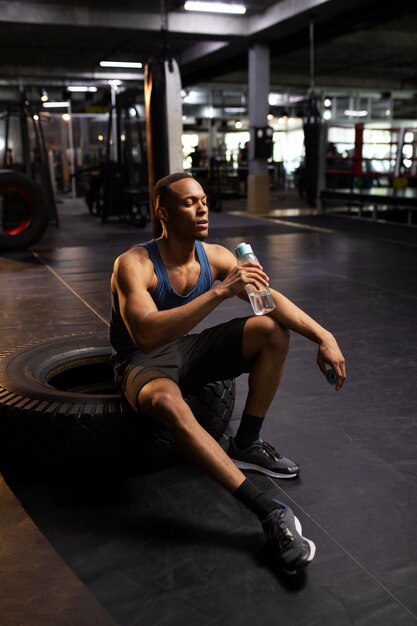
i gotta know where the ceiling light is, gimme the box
[98,72,143,81]
[324,98,332,107]
[108,79,122,87]
[235,120,243,129]
[344,109,368,117]
[225,107,246,113]
[40,89,48,102]
[67,86,98,92]
[268,93,283,106]
[42,101,69,108]
[323,110,332,120]
[62,113,71,121]
[100,61,142,68]
[184,1,246,15]
[33,114,40,121]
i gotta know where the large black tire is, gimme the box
[0,169,49,252]
[0,335,235,476]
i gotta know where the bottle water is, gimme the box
[235,242,276,315]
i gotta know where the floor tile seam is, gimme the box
[228,211,334,234]
[276,221,417,249]
[272,210,417,231]
[328,213,417,231]
[31,252,110,329]
[377,238,417,249]
[271,259,417,301]
[320,271,417,301]
[252,249,417,287]
[272,262,417,301]
[266,476,417,622]
[234,210,417,248]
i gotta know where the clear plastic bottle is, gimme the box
[235,242,276,315]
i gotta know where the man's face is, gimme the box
[165,178,209,240]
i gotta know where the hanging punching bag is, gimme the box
[145,55,183,236]
[303,94,322,207]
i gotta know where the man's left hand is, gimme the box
[316,334,346,391]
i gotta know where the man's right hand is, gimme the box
[215,261,270,299]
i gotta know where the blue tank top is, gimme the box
[110,239,213,365]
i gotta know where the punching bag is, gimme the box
[144,55,183,236]
[303,94,322,207]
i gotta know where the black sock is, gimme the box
[234,411,264,450]
[233,477,279,521]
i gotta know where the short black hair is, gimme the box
[153,172,193,212]
[152,172,193,237]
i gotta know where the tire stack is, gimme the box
[0,335,235,477]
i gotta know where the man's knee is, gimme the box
[138,378,179,415]
[271,318,290,354]
[245,315,290,353]
[137,378,189,430]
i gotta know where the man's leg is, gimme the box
[229,315,301,478]
[137,375,315,574]
[242,315,290,416]
[138,377,245,491]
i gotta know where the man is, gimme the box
[110,172,346,574]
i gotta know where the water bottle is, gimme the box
[235,242,276,315]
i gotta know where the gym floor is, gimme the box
[1,192,417,625]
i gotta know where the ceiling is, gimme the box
[1,0,417,116]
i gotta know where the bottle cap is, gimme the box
[235,242,253,257]
[326,369,337,385]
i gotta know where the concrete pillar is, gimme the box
[247,44,270,214]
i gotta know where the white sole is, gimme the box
[295,516,316,562]
[233,459,298,479]
[282,516,316,575]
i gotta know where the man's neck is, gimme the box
[156,235,198,267]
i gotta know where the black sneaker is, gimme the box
[228,437,300,478]
[262,501,316,574]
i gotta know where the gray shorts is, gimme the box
[118,317,250,410]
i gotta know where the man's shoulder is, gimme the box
[202,241,229,255]
[113,245,154,281]
[203,242,234,261]
[202,242,236,274]
[117,244,152,265]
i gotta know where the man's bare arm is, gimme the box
[267,289,346,390]
[214,246,346,389]
[267,289,330,343]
